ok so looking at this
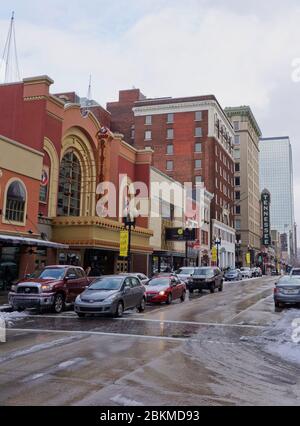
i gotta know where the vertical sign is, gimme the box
[261,190,271,247]
[120,230,129,257]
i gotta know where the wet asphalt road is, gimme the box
[1,276,300,406]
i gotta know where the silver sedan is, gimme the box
[274,276,300,309]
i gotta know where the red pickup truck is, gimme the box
[9,265,93,314]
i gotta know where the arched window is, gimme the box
[5,181,26,223]
[57,151,82,217]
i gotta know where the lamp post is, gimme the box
[215,238,222,268]
[235,240,242,268]
[124,214,136,273]
[185,223,194,267]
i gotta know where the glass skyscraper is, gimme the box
[259,136,296,258]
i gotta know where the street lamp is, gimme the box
[235,240,242,268]
[214,238,222,268]
[185,222,194,267]
[124,213,136,273]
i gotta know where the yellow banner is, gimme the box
[246,253,251,265]
[120,230,129,257]
[212,247,217,262]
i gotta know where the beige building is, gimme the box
[225,106,262,267]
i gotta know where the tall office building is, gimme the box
[259,136,296,262]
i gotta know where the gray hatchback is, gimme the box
[75,275,146,318]
[274,276,300,309]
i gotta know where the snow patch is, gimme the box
[0,311,28,327]
[111,395,143,406]
[58,358,85,369]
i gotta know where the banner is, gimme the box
[120,230,129,257]
[246,253,251,265]
[212,247,217,262]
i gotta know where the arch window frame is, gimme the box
[2,178,27,226]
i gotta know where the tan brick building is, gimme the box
[225,106,262,267]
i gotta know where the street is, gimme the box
[1,276,300,406]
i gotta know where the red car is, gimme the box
[146,275,186,304]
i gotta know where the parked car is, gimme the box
[9,266,91,314]
[145,275,186,305]
[188,267,224,294]
[240,267,253,279]
[175,267,197,283]
[224,269,242,281]
[75,275,146,318]
[274,276,300,309]
[290,268,300,277]
[253,267,263,277]
[121,273,149,286]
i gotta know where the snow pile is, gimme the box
[0,311,28,327]
[111,395,143,406]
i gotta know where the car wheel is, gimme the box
[218,283,223,292]
[180,291,186,302]
[275,301,282,309]
[210,284,215,294]
[115,302,124,318]
[77,313,86,318]
[137,298,146,313]
[52,294,65,314]
[166,293,173,305]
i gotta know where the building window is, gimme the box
[5,181,26,223]
[234,149,240,159]
[195,176,203,185]
[145,130,152,140]
[195,142,202,153]
[235,162,240,172]
[145,115,152,125]
[195,127,203,138]
[167,129,174,140]
[57,151,82,217]
[195,159,202,169]
[195,111,203,121]
[131,126,135,139]
[235,219,241,230]
[233,121,239,131]
[234,135,240,145]
[235,191,241,200]
[167,144,174,155]
[166,161,174,171]
[235,177,241,186]
[236,205,241,215]
[167,113,174,124]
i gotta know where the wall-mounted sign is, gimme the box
[165,228,197,242]
[40,167,49,203]
[120,230,129,257]
[261,190,271,247]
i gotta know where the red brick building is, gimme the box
[0,77,153,288]
[108,90,236,268]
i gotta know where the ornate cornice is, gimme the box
[225,106,262,138]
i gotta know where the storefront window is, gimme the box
[0,247,20,290]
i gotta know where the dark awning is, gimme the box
[0,234,69,249]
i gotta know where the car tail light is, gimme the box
[274,287,278,294]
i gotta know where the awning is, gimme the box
[0,234,69,249]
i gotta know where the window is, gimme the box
[195,159,202,169]
[145,115,152,125]
[167,129,174,139]
[195,111,203,121]
[234,135,240,145]
[166,161,173,171]
[195,127,203,138]
[236,205,241,215]
[57,151,82,217]
[167,113,174,124]
[235,191,241,200]
[235,219,241,230]
[233,121,240,131]
[167,144,174,155]
[195,142,202,153]
[235,163,240,172]
[131,126,135,139]
[145,130,152,140]
[195,176,203,185]
[234,149,240,159]
[235,177,241,186]
[5,181,26,223]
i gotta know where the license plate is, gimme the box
[283,290,299,295]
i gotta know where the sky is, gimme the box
[0,0,300,238]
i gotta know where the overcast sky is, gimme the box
[1,0,300,238]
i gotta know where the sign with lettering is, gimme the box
[120,230,129,257]
[261,190,271,247]
[165,228,197,242]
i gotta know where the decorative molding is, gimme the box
[24,95,47,102]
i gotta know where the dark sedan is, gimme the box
[274,276,300,309]
[75,275,146,318]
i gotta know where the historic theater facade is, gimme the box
[0,76,153,287]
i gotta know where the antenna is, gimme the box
[87,74,92,102]
[0,12,21,83]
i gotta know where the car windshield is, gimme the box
[89,277,123,291]
[291,270,300,276]
[278,277,300,285]
[34,268,65,280]
[227,270,238,273]
[194,268,214,276]
[175,268,194,275]
[148,278,170,287]
[240,268,249,271]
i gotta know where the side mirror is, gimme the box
[124,285,131,293]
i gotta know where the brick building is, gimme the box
[108,90,236,268]
[0,76,153,288]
